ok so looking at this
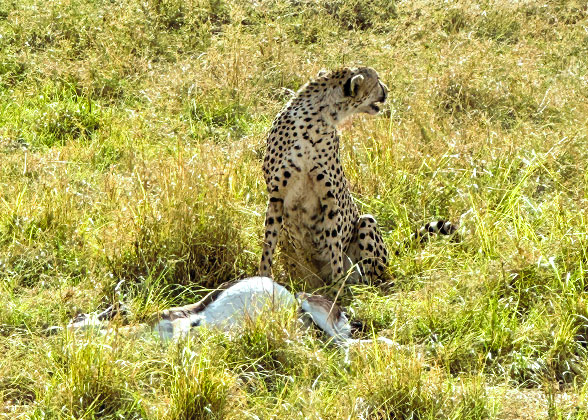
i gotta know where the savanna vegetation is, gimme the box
[1,0,587,418]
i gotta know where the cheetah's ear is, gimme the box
[316,69,328,78]
[343,74,364,97]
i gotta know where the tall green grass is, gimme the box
[1,0,588,417]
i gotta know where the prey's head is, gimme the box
[296,292,351,344]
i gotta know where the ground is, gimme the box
[0,0,588,418]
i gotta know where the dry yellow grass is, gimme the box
[1,0,588,417]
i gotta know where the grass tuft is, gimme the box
[167,341,241,420]
[1,0,587,417]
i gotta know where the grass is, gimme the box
[1,0,588,418]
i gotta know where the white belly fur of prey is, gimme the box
[157,276,296,341]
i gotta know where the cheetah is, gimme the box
[258,67,390,296]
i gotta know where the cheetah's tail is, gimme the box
[395,220,460,255]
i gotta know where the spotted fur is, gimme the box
[258,67,390,297]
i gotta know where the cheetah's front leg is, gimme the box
[259,197,283,278]
[312,169,345,283]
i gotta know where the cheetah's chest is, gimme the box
[280,171,357,263]
[282,174,327,256]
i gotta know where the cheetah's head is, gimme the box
[342,67,388,116]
